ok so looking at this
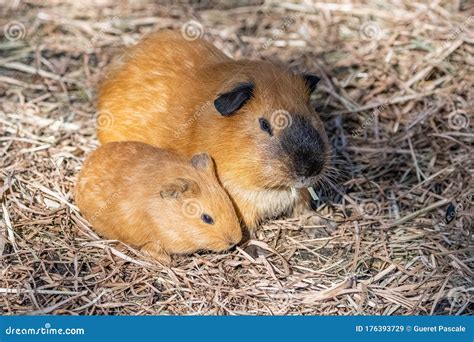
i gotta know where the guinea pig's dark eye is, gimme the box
[259,117,273,136]
[201,213,214,225]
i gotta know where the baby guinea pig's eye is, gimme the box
[259,117,273,136]
[201,213,214,225]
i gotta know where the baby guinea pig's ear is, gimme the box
[190,153,214,173]
[302,74,321,94]
[160,178,199,199]
[214,82,254,116]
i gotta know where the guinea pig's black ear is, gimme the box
[160,178,198,199]
[214,82,254,116]
[302,74,321,94]
[190,153,214,173]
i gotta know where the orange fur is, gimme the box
[75,142,242,263]
[98,30,328,228]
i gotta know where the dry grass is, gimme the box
[0,0,472,315]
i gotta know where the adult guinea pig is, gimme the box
[75,141,242,264]
[97,30,330,229]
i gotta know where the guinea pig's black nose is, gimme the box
[281,116,326,178]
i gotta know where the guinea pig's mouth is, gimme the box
[291,160,330,189]
[292,175,321,189]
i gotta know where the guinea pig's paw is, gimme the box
[155,253,173,267]
[141,242,172,266]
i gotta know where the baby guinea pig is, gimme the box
[75,141,242,264]
[98,30,330,229]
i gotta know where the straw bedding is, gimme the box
[0,0,472,315]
